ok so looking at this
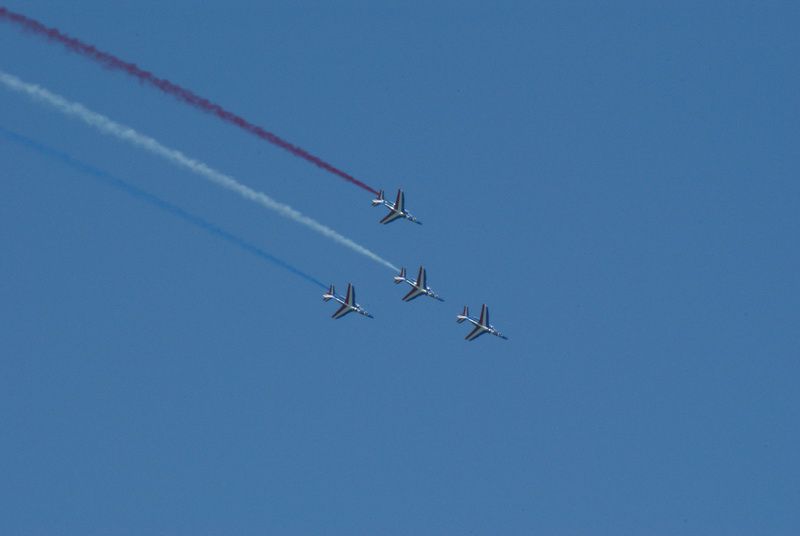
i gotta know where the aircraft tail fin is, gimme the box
[456,305,469,323]
[323,284,335,301]
[371,189,385,206]
[393,267,406,284]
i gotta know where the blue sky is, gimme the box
[1,1,798,534]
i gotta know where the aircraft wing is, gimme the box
[394,190,405,213]
[380,210,404,224]
[402,286,426,302]
[345,284,355,306]
[416,266,426,289]
[479,304,489,326]
[465,324,488,341]
[332,302,353,319]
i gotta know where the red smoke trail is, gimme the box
[0,6,378,195]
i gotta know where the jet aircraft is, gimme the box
[371,189,422,225]
[457,304,508,341]
[323,283,373,319]
[393,266,444,302]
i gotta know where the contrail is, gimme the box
[0,6,378,195]
[0,70,398,271]
[0,125,328,289]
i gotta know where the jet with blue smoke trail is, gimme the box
[0,126,328,290]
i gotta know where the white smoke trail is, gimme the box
[0,70,398,271]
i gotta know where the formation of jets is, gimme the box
[323,190,508,342]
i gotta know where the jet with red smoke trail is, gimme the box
[371,189,422,225]
[0,6,379,195]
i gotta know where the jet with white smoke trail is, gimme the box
[0,70,398,272]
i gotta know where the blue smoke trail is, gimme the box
[0,126,328,289]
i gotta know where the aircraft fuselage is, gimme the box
[398,276,444,302]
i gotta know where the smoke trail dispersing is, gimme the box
[0,126,328,289]
[0,70,398,271]
[0,7,378,194]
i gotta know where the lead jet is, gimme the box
[457,304,508,341]
[322,283,374,319]
[371,189,422,225]
[393,266,444,302]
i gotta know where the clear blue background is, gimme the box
[1,1,798,533]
